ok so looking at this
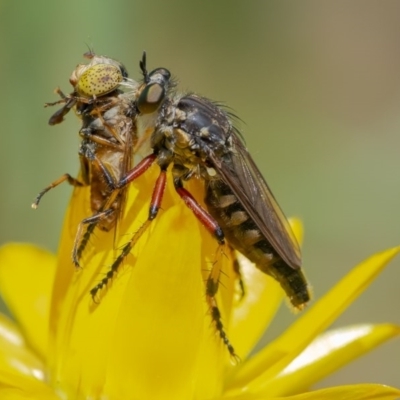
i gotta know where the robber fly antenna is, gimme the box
[140,51,149,83]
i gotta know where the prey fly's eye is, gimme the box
[74,63,124,97]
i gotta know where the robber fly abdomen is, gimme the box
[205,178,309,308]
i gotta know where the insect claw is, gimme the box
[229,352,241,365]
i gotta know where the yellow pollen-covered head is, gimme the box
[75,63,124,97]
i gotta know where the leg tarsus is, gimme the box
[205,250,238,358]
[207,295,238,359]
[32,173,84,209]
[72,208,115,267]
[89,217,152,298]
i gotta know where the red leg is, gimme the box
[174,180,239,358]
[73,153,158,267]
[116,153,157,188]
[90,166,167,299]
[174,183,225,244]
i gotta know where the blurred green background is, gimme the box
[0,0,399,389]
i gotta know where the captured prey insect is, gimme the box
[90,54,311,357]
[32,51,139,266]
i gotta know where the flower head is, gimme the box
[0,168,399,399]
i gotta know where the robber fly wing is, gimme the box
[208,131,302,269]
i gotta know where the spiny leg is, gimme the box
[71,145,149,265]
[74,155,157,267]
[32,173,84,209]
[206,264,238,361]
[89,154,159,298]
[90,219,151,300]
[69,148,121,266]
[72,208,114,267]
[174,179,237,358]
[79,153,155,265]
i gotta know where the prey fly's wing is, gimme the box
[208,123,302,270]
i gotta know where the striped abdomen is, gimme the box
[205,178,310,309]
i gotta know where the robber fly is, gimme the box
[89,54,311,357]
[32,52,139,266]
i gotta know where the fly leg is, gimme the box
[72,209,114,267]
[174,179,237,359]
[86,97,126,144]
[89,153,158,299]
[80,129,123,151]
[45,87,113,126]
[45,88,77,125]
[228,246,245,300]
[32,174,85,209]
[69,145,121,267]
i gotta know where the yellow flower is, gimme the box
[0,166,399,399]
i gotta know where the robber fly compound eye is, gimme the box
[137,68,171,114]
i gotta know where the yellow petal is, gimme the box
[0,384,59,400]
[229,219,302,360]
[254,324,400,396]
[0,313,45,386]
[104,205,225,399]
[220,384,400,400]
[0,243,55,359]
[278,384,400,400]
[226,246,400,395]
[229,257,283,360]
[49,168,231,399]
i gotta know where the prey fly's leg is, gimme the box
[45,88,77,125]
[32,174,85,209]
[174,179,237,359]
[80,129,123,151]
[89,153,158,298]
[71,149,146,266]
[86,97,126,144]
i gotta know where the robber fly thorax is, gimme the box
[32,51,139,265]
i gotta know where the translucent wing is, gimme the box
[208,130,302,269]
